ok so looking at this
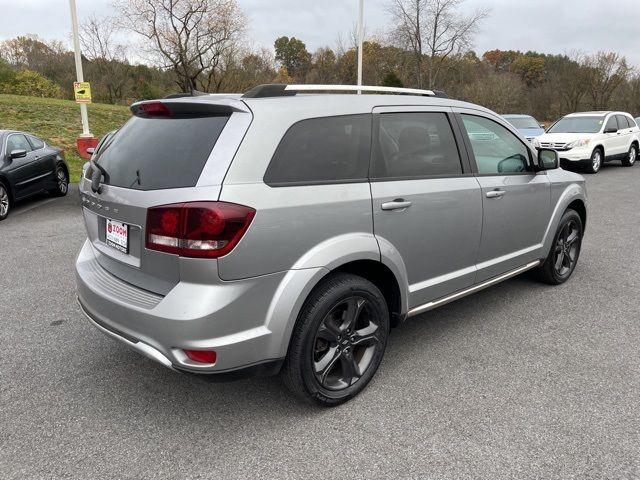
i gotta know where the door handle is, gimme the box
[486,190,506,198]
[381,199,412,211]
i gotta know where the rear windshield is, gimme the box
[548,116,604,134]
[504,116,539,129]
[94,115,228,190]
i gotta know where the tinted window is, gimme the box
[264,115,371,185]
[374,112,462,178]
[504,116,539,129]
[95,115,228,191]
[461,115,531,174]
[548,116,604,134]
[604,116,618,132]
[617,115,631,129]
[27,135,45,150]
[6,134,32,153]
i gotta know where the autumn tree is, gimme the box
[306,47,337,84]
[482,49,520,73]
[510,54,546,87]
[274,36,311,81]
[115,0,246,93]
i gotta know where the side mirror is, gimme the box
[9,149,27,159]
[604,126,618,134]
[537,148,559,170]
[86,147,95,155]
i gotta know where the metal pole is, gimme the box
[69,0,91,137]
[357,0,364,93]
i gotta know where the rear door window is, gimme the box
[27,135,45,150]
[95,115,229,191]
[617,115,631,129]
[373,112,463,179]
[264,114,371,185]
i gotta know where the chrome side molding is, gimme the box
[408,260,541,317]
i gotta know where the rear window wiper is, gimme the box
[90,160,109,194]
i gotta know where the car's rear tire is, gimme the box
[586,148,603,174]
[0,182,10,221]
[49,164,68,197]
[621,144,637,167]
[281,273,390,407]
[537,209,583,285]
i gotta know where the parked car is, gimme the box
[0,130,69,220]
[76,84,587,406]
[502,114,546,142]
[535,111,639,173]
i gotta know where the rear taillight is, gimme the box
[146,202,255,258]
[184,349,217,364]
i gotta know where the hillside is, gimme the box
[0,95,131,182]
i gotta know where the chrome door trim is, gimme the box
[407,260,541,317]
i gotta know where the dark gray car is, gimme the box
[75,84,587,406]
[0,130,69,220]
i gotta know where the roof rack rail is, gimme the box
[242,84,444,99]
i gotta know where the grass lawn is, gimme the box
[0,94,131,182]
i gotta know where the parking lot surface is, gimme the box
[1,165,639,480]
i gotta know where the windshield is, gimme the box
[548,116,604,134]
[94,115,228,191]
[504,116,540,129]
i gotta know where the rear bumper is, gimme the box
[75,239,310,376]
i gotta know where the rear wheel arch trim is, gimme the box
[271,253,407,360]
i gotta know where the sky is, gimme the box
[0,0,639,67]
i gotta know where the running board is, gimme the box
[407,260,541,317]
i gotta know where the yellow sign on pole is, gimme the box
[74,81,92,104]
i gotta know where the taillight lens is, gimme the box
[146,202,255,258]
[184,349,217,364]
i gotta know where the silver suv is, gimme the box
[75,84,587,406]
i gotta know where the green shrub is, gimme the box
[0,69,64,98]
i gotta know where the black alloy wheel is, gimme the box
[537,209,583,285]
[282,273,390,406]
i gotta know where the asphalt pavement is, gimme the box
[1,163,639,479]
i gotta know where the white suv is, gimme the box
[535,111,639,173]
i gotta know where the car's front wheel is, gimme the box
[537,209,583,285]
[0,183,10,221]
[586,148,603,174]
[621,144,637,167]
[282,273,390,406]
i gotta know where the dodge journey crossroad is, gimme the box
[75,84,587,406]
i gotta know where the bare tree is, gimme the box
[584,52,633,110]
[387,0,488,88]
[114,0,246,92]
[80,14,130,103]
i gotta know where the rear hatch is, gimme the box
[79,97,252,295]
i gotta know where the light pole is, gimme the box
[69,0,91,137]
[357,0,364,93]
